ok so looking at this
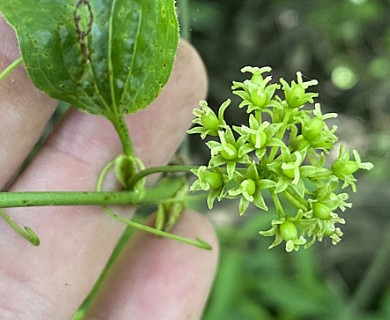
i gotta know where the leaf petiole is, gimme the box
[110,114,134,157]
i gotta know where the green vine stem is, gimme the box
[0,190,138,208]
[0,165,198,209]
[0,188,199,209]
[0,57,23,81]
[0,162,212,249]
[0,208,40,245]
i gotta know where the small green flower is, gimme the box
[297,153,333,181]
[324,192,352,212]
[302,104,338,141]
[332,145,374,192]
[280,150,304,185]
[190,166,226,209]
[299,164,332,181]
[280,71,318,108]
[268,149,306,196]
[289,132,311,152]
[228,164,276,215]
[325,222,344,245]
[271,97,301,125]
[304,211,345,247]
[229,177,257,215]
[232,66,281,113]
[188,99,230,139]
[301,104,339,152]
[206,127,252,178]
[312,202,332,220]
[314,177,352,212]
[260,217,307,252]
[233,115,285,160]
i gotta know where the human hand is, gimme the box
[0,16,218,319]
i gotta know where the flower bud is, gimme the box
[332,159,359,178]
[221,143,238,160]
[285,85,306,108]
[282,163,296,179]
[251,89,267,108]
[280,220,298,241]
[202,170,224,190]
[201,111,220,132]
[313,202,331,220]
[323,221,336,236]
[241,179,257,196]
[302,117,324,141]
[250,130,267,149]
[290,135,310,151]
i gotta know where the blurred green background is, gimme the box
[179,0,390,319]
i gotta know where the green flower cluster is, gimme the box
[188,66,373,252]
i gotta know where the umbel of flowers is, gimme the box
[188,66,373,252]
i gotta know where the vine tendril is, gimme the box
[0,57,23,82]
[0,208,40,246]
[96,160,212,250]
[103,207,212,250]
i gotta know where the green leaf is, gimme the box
[0,0,179,118]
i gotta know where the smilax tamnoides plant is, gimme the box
[0,1,373,252]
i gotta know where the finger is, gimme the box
[85,211,219,320]
[0,40,207,319]
[0,16,57,189]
